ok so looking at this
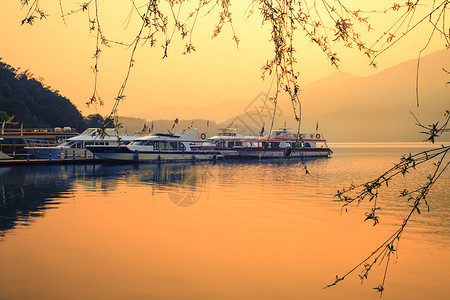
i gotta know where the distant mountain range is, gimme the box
[129,49,448,142]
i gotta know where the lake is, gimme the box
[0,143,448,300]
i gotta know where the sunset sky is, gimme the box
[0,1,446,120]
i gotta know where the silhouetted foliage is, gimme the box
[0,59,106,131]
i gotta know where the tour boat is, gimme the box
[238,127,332,158]
[206,128,258,158]
[86,128,222,162]
[208,127,332,159]
[25,128,146,159]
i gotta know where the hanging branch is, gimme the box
[326,111,450,296]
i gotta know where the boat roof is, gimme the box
[68,128,147,142]
[133,128,203,142]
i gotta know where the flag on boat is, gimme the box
[316,121,319,131]
[207,120,210,127]
[260,123,265,136]
[171,118,179,130]
[142,124,147,132]
[151,121,154,132]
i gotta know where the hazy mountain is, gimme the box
[216,49,449,141]
[298,49,449,142]
[302,71,358,90]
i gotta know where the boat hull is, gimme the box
[25,147,92,159]
[88,146,222,162]
[237,147,332,158]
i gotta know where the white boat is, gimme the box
[207,128,260,158]
[237,127,332,158]
[25,128,147,159]
[86,128,222,162]
[208,127,332,159]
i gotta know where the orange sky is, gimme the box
[0,1,446,119]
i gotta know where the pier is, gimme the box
[0,157,101,166]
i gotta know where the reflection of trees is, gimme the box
[0,162,214,237]
[0,165,89,236]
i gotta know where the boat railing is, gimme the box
[24,138,58,148]
[263,133,324,140]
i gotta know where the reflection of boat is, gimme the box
[209,127,332,159]
[87,128,222,162]
[25,128,147,159]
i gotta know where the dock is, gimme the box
[0,157,101,166]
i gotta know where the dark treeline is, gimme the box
[0,59,106,132]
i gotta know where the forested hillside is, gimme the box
[0,59,104,131]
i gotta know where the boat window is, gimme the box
[179,143,186,150]
[228,142,235,148]
[160,142,168,150]
[286,142,291,148]
[154,142,160,150]
[271,142,280,148]
[169,142,178,150]
[304,142,311,148]
[235,141,242,147]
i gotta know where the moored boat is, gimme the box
[236,127,332,158]
[206,128,258,158]
[86,128,222,162]
[206,127,332,159]
[25,128,146,159]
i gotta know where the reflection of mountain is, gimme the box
[0,162,215,237]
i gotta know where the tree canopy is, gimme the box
[0,59,107,131]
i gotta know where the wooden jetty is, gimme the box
[0,157,101,166]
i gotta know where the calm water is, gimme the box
[0,144,448,300]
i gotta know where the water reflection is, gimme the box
[0,151,448,300]
[0,165,95,236]
[0,162,218,237]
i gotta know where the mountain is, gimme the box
[217,49,450,141]
[0,60,86,129]
[0,60,111,131]
[297,49,449,142]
